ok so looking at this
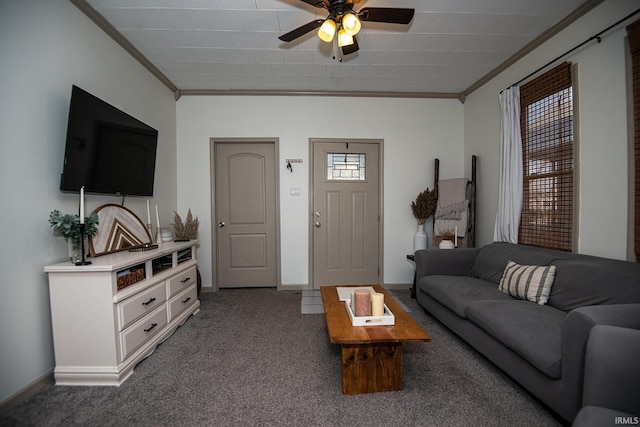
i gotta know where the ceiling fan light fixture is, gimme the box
[337,28,354,47]
[342,13,361,36]
[318,19,336,43]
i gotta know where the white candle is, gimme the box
[371,293,384,316]
[79,186,85,224]
[155,204,160,229]
[454,225,457,247]
[147,200,151,224]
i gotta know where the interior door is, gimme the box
[214,141,277,288]
[312,140,381,288]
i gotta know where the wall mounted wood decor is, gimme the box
[89,204,152,257]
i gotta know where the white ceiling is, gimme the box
[80,0,593,97]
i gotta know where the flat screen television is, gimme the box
[60,85,158,197]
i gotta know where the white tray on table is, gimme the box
[337,287,395,326]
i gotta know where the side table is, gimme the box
[407,254,416,298]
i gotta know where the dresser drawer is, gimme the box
[167,266,197,298]
[118,282,166,331]
[120,305,167,361]
[168,285,198,322]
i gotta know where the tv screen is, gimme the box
[60,85,158,197]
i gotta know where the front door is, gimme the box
[214,141,277,288]
[311,140,381,288]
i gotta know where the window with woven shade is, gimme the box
[628,19,640,263]
[518,62,574,251]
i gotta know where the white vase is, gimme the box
[413,223,427,252]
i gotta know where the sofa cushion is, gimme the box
[418,275,512,318]
[465,300,566,379]
[499,261,556,305]
[549,258,640,311]
[472,242,569,284]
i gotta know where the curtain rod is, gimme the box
[503,7,640,92]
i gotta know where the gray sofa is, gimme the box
[414,242,640,422]
[572,325,640,426]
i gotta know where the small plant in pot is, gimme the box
[170,209,199,241]
[410,187,437,251]
[171,209,202,295]
[49,210,99,261]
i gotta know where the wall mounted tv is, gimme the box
[60,85,158,197]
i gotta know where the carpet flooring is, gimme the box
[1,288,562,427]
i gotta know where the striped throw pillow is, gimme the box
[499,261,556,305]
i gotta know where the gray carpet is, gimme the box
[1,289,561,427]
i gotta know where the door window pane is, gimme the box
[326,153,366,181]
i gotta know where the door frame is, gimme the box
[210,137,281,291]
[308,138,384,289]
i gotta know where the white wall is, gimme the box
[176,96,464,289]
[464,0,638,260]
[0,1,176,405]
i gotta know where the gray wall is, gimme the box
[0,0,177,405]
[464,0,638,260]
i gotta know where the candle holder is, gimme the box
[147,223,153,240]
[155,227,162,245]
[75,223,92,266]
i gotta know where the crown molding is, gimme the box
[175,89,461,101]
[461,0,605,98]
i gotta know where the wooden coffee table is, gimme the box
[320,285,431,394]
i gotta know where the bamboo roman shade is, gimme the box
[628,19,640,263]
[518,62,574,251]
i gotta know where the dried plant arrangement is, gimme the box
[171,209,199,241]
[411,187,437,224]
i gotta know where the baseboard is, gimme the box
[382,283,413,291]
[0,370,53,414]
[278,284,310,291]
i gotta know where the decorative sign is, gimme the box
[89,204,152,257]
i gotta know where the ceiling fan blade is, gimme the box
[300,0,329,8]
[279,19,324,42]
[342,36,359,56]
[358,7,415,25]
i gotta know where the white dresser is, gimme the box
[44,240,200,386]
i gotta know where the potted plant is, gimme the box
[170,209,199,241]
[170,209,202,295]
[49,210,99,262]
[410,187,437,251]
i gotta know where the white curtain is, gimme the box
[493,86,523,243]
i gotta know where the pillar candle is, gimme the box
[79,186,85,224]
[371,292,384,316]
[147,200,151,224]
[371,293,384,316]
[352,290,359,313]
[354,290,372,316]
[454,225,458,247]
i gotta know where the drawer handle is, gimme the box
[182,297,191,304]
[144,323,158,333]
[181,277,191,283]
[142,297,156,306]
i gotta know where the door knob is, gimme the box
[218,221,226,228]
[315,221,321,228]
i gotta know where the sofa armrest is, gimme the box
[414,248,479,282]
[582,324,640,413]
[561,304,640,419]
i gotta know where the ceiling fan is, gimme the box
[279,0,415,56]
